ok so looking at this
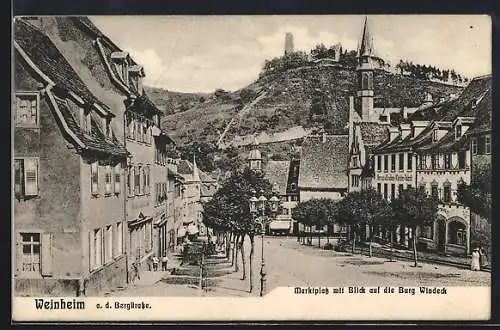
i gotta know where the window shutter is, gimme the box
[41,233,53,277]
[14,159,22,196]
[105,165,112,194]
[15,238,21,274]
[114,166,121,193]
[91,162,99,194]
[24,158,38,196]
[88,231,94,271]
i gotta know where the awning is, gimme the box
[187,224,199,235]
[177,227,186,237]
[183,218,194,225]
[269,220,291,230]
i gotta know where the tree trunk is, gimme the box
[234,235,239,272]
[318,230,321,248]
[249,234,255,292]
[390,229,395,262]
[352,230,357,254]
[412,228,418,267]
[369,225,373,258]
[240,235,246,280]
[230,233,235,265]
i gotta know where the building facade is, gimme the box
[14,18,129,296]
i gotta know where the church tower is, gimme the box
[284,32,294,56]
[356,16,375,121]
[248,137,262,172]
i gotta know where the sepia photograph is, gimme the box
[12,14,491,321]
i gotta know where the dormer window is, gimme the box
[432,129,438,142]
[102,117,112,139]
[455,124,462,140]
[111,52,129,86]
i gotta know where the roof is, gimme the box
[14,19,108,111]
[52,96,127,157]
[248,148,262,160]
[177,160,216,184]
[298,135,349,190]
[264,161,291,195]
[358,17,373,57]
[465,88,492,136]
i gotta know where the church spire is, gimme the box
[358,16,373,57]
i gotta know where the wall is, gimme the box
[14,58,83,292]
[299,190,344,202]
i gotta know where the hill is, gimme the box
[150,64,463,150]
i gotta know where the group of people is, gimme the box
[471,246,488,271]
[149,254,170,272]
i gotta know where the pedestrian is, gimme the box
[471,247,480,271]
[132,258,141,281]
[161,254,169,271]
[152,255,159,271]
[479,246,488,269]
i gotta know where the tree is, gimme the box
[391,187,439,267]
[202,167,273,293]
[179,141,216,173]
[457,165,491,222]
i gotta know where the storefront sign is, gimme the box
[376,173,413,182]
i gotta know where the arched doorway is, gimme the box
[447,218,467,246]
[437,216,447,251]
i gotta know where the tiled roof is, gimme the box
[201,183,217,197]
[465,89,492,136]
[264,161,291,195]
[53,97,127,156]
[14,19,107,110]
[298,135,349,190]
[177,160,216,184]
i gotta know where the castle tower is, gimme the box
[284,32,294,55]
[356,16,375,122]
[248,137,262,172]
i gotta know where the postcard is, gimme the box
[12,14,491,322]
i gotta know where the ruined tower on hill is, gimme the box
[284,32,294,55]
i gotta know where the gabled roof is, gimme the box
[50,95,127,157]
[298,135,349,190]
[177,160,216,184]
[14,19,109,112]
[358,16,374,57]
[264,161,290,195]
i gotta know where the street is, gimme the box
[106,236,490,297]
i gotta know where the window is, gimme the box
[377,155,382,172]
[458,152,466,169]
[448,221,466,246]
[15,93,39,127]
[351,175,360,187]
[432,129,438,142]
[127,166,134,196]
[383,184,388,200]
[81,109,92,134]
[105,165,112,195]
[407,184,412,189]
[19,233,40,273]
[352,156,359,168]
[91,162,99,195]
[421,225,433,240]
[104,118,112,139]
[431,184,439,200]
[444,154,451,170]
[419,155,426,170]
[114,165,121,194]
[282,208,289,215]
[116,222,123,256]
[379,115,388,123]
[419,184,426,194]
[399,153,404,171]
[485,135,491,154]
[145,166,150,194]
[471,138,478,155]
[407,153,412,171]
[455,124,462,140]
[135,166,141,195]
[391,184,395,200]
[90,228,103,270]
[443,185,451,203]
[398,184,404,196]
[391,154,396,171]
[377,183,381,194]
[14,158,39,198]
[290,195,299,202]
[384,155,388,172]
[290,183,297,191]
[431,154,439,170]
[104,225,113,263]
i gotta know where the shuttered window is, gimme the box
[14,158,39,198]
[40,233,52,277]
[114,165,121,194]
[105,165,112,195]
[19,232,41,274]
[116,222,123,256]
[15,93,39,127]
[128,165,134,196]
[91,162,99,195]
[104,225,113,263]
[135,166,141,195]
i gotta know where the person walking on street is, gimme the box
[479,247,488,270]
[161,254,169,271]
[132,257,141,282]
[152,255,159,271]
[471,247,480,271]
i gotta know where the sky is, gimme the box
[90,15,491,93]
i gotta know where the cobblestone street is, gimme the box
[106,236,490,297]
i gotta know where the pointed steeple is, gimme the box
[358,16,373,57]
[192,154,200,182]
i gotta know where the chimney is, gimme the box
[400,124,411,139]
[388,126,399,141]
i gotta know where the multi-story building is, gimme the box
[371,75,491,256]
[14,18,129,296]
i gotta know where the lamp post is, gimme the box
[249,190,279,297]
